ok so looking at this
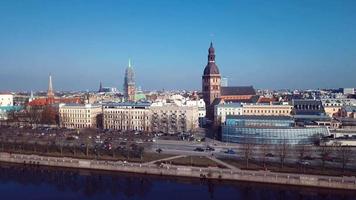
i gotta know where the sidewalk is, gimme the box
[145,155,186,165]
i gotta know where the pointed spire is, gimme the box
[99,81,103,92]
[47,73,54,98]
[210,41,213,48]
[128,58,132,68]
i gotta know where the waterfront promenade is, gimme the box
[0,152,355,190]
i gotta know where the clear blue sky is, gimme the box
[0,0,355,92]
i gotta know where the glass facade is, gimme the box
[222,117,330,145]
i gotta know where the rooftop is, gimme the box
[221,86,256,96]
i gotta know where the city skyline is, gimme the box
[1,0,356,92]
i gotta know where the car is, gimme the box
[224,149,236,154]
[205,146,215,151]
[303,155,314,160]
[194,147,205,152]
[297,160,311,166]
[156,148,163,153]
[265,153,274,157]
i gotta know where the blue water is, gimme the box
[0,163,354,200]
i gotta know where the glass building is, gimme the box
[222,115,330,145]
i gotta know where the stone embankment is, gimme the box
[0,152,355,190]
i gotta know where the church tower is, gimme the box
[47,74,55,104]
[202,42,221,119]
[123,59,136,102]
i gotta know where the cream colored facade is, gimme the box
[150,103,199,134]
[215,103,243,124]
[242,103,293,116]
[59,104,102,129]
[103,103,151,131]
[215,103,293,124]
[0,94,13,107]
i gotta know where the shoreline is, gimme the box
[0,152,355,191]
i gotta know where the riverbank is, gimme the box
[0,152,355,190]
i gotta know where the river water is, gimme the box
[0,163,354,200]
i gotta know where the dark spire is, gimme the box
[99,81,103,92]
[203,42,220,75]
[208,42,215,63]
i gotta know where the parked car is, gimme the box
[297,160,311,166]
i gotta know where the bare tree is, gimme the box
[336,144,352,172]
[319,144,332,171]
[277,139,289,169]
[242,139,253,168]
[260,141,269,170]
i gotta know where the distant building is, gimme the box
[221,77,228,87]
[28,74,81,107]
[123,59,136,102]
[0,94,13,107]
[343,88,355,95]
[292,99,325,115]
[59,104,102,129]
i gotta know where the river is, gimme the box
[0,163,354,200]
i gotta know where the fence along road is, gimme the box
[0,152,355,190]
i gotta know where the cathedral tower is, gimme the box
[123,59,136,102]
[202,42,221,119]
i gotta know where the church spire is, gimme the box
[208,42,215,63]
[99,81,103,92]
[47,74,54,98]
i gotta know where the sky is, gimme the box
[0,0,356,92]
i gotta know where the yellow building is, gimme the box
[59,104,102,129]
[242,103,293,116]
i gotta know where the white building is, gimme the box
[150,102,199,134]
[103,102,151,131]
[215,103,243,124]
[344,88,355,95]
[0,94,13,107]
[59,104,102,129]
[215,102,293,124]
[186,99,206,126]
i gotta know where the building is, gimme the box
[103,102,151,131]
[201,42,257,120]
[215,103,243,124]
[0,94,13,107]
[215,102,292,124]
[28,74,81,107]
[186,99,206,126]
[340,106,356,119]
[343,88,355,95]
[221,77,228,87]
[222,115,330,145]
[242,103,292,116]
[150,103,199,134]
[220,86,256,102]
[59,104,102,129]
[123,59,136,102]
[202,42,221,119]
